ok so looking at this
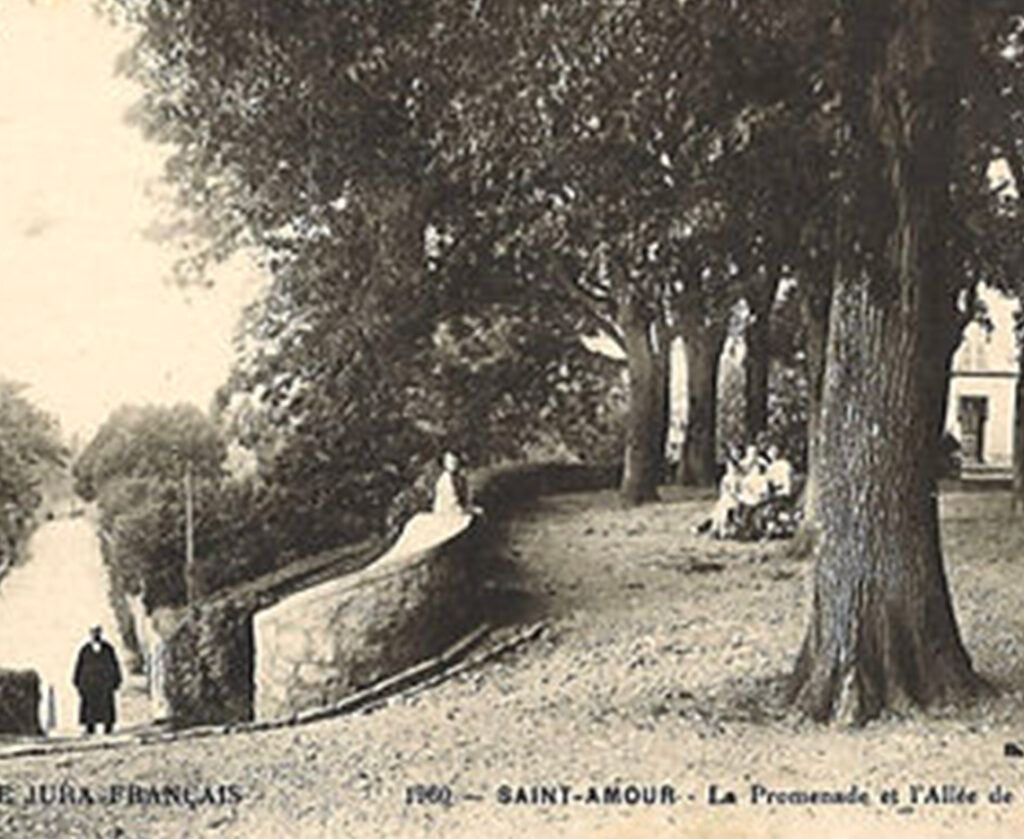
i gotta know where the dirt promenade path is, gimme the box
[0,490,1023,838]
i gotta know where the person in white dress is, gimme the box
[739,458,770,507]
[736,455,771,538]
[739,444,760,475]
[433,451,481,516]
[765,445,794,498]
[382,451,482,566]
[710,459,743,538]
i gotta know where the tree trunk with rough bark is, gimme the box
[790,275,831,556]
[679,319,726,487]
[744,273,780,443]
[620,296,668,505]
[789,0,983,724]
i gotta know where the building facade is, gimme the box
[944,289,1019,471]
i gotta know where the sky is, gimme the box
[0,0,265,440]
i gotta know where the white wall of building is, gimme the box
[944,287,1019,468]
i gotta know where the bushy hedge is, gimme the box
[162,599,254,728]
[0,669,42,736]
[387,459,623,537]
[97,537,145,673]
[472,461,623,515]
[97,464,404,613]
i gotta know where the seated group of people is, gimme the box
[698,443,798,540]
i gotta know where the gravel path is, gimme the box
[2,489,1024,838]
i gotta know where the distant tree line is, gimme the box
[0,379,66,569]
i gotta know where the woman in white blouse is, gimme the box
[433,451,481,515]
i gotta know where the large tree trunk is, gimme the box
[789,0,982,724]
[744,272,780,443]
[620,296,667,505]
[790,275,831,556]
[678,319,726,487]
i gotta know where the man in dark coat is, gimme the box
[72,626,122,734]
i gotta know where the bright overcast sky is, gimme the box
[0,0,265,440]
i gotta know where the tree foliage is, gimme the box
[111,0,845,506]
[112,0,633,521]
[73,404,226,501]
[0,380,66,561]
[74,404,226,607]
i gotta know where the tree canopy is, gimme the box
[0,379,66,560]
[107,0,1024,721]
[110,0,840,503]
[73,403,225,501]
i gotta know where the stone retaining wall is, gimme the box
[158,461,617,730]
[253,513,479,721]
[159,538,383,729]
[0,669,41,736]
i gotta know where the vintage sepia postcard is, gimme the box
[2,1,1024,837]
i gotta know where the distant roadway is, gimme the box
[0,516,138,734]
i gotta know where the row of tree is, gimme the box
[102,0,828,501]
[105,0,1024,500]
[93,0,1024,723]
